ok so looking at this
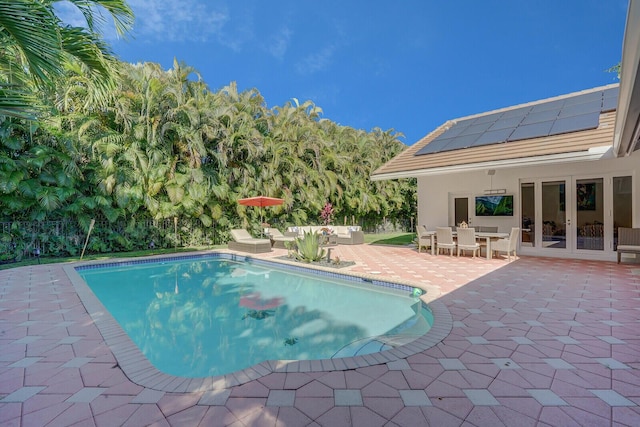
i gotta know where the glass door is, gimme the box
[541,180,568,250]
[575,178,604,251]
[613,176,633,250]
[520,182,535,247]
[521,175,632,259]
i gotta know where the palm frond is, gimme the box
[0,85,39,119]
[0,0,64,84]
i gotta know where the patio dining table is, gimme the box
[422,230,509,259]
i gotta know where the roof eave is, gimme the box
[613,0,640,157]
[370,145,613,181]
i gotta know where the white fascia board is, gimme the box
[370,145,613,181]
[613,0,640,157]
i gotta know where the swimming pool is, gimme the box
[77,254,433,378]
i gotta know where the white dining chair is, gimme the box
[457,227,480,258]
[416,225,432,253]
[492,227,520,261]
[436,227,456,256]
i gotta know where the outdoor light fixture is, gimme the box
[483,189,507,195]
[484,169,506,194]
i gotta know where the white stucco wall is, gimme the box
[416,152,639,260]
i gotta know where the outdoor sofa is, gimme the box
[286,225,365,245]
[228,229,272,253]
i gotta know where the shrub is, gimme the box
[295,230,325,262]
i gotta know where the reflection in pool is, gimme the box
[78,257,433,378]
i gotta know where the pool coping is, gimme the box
[63,250,453,393]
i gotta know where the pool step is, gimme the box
[332,337,393,358]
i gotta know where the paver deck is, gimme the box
[1,244,639,426]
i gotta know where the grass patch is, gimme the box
[365,232,415,245]
[0,246,225,271]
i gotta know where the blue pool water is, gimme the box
[78,256,433,378]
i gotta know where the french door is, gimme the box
[541,179,569,251]
[520,175,631,257]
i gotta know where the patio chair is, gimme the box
[436,227,456,256]
[457,227,480,258]
[617,227,640,263]
[267,228,297,249]
[228,229,272,254]
[416,225,432,253]
[476,226,498,255]
[492,227,520,261]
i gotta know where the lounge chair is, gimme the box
[416,225,432,253]
[492,227,520,261]
[436,227,456,255]
[267,228,297,249]
[457,227,480,257]
[228,229,272,253]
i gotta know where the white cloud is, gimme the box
[126,0,229,43]
[266,27,292,60]
[296,45,335,74]
[55,0,233,44]
[53,2,87,28]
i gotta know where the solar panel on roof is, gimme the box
[458,121,494,136]
[603,87,619,99]
[602,88,618,112]
[489,115,524,131]
[430,123,467,140]
[414,138,455,156]
[601,96,617,112]
[521,108,560,125]
[454,117,476,127]
[558,100,601,118]
[530,99,565,113]
[413,86,618,157]
[507,120,554,141]
[548,111,600,136]
[438,133,482,151]
[471,112,503,125]
[501,106,531,118]
[471,128,513,147]
[563,91,602,106]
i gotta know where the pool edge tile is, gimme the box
[63,252,453,393]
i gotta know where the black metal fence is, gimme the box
[0,219,222,262]
[0,216,414,263]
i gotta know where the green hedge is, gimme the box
[0,219,220,261]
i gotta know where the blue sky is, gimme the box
[62,1,628,145]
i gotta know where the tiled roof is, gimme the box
[372,84,619,179]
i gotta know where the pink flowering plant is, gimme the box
[320,202,334,225]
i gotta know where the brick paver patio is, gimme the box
[1,244,639,426]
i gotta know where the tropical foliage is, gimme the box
[0,0,134,118]
[2,57,414,238]
[294,231,326,263]
[1,0,415,257]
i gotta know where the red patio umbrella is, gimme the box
[240,292,284,310]
[238,196,284,224]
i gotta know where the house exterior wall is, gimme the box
[417,152,639,261]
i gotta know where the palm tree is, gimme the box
[0,0,134,118]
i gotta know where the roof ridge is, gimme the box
[452,83,620,123]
